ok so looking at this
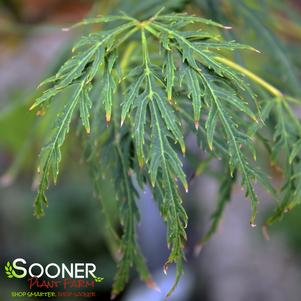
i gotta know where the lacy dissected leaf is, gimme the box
[32,17,137,216]
[120,29,188,295]
[111,141,152,298]
[200,71,264,224]
[265,98,301,225]
[79,84,93,133]
[34,83,85,216]
[155,13,227,28]
[163,49,175,101]
[145,16,268,225]
[179,63,203,128]
[147,105,188,294]
[103,52,118,123]
[31,10,288,297]
[84,94,152,298]
[133,93,148,167]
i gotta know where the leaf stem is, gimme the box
[120,41,138,74]
[141,28,154,99]
[215,56,283,97]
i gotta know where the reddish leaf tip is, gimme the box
[146,278,161,292]
[163,262,169,275]
[194,120,199,130]
[193,242,203,257]
[262,225,270,241]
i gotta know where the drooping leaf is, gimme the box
[31,10,299,298]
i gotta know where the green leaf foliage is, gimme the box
[264,98,301,225]
[30,9,301,298]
